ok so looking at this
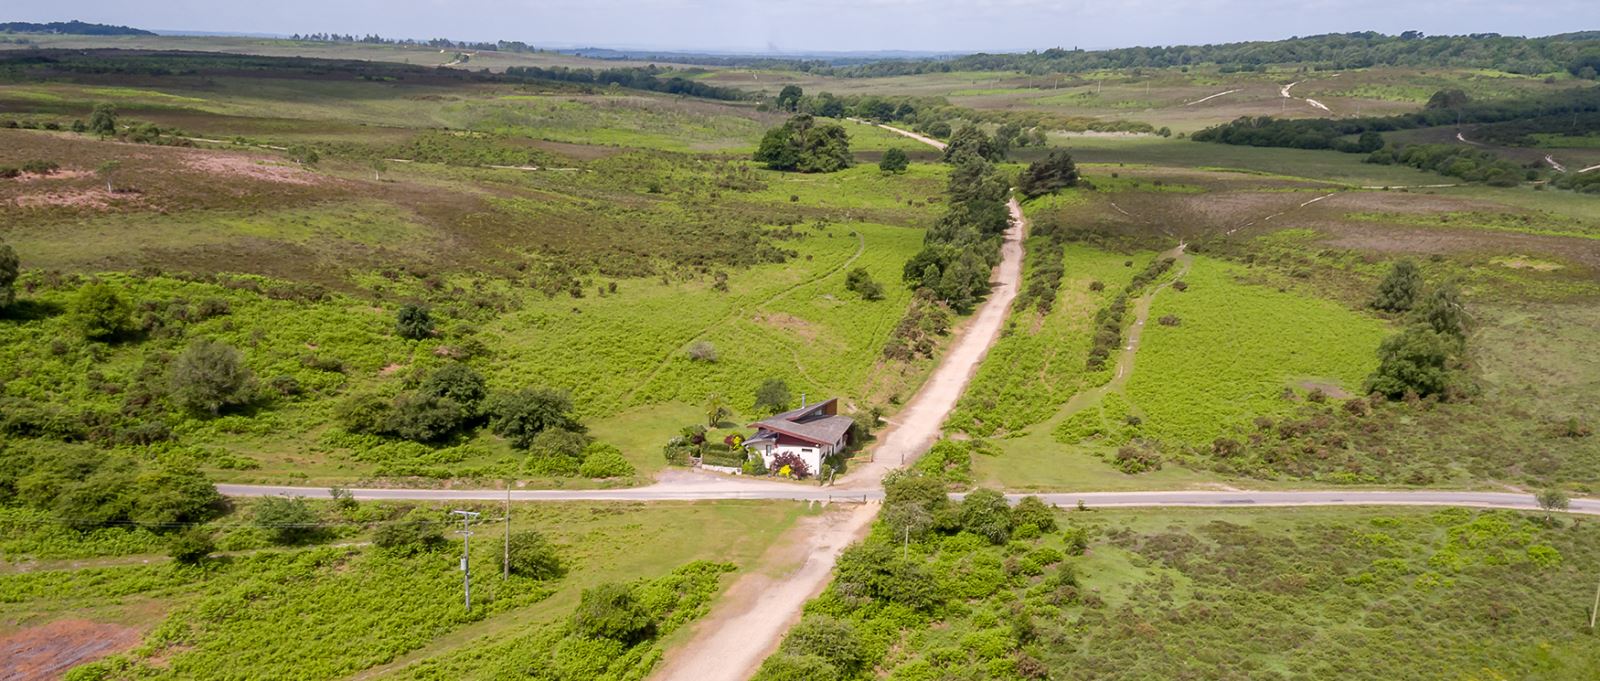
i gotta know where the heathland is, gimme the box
[3,28,1600,681]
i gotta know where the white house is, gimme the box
[744,398,853,477]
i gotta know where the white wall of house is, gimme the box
[752,440,840,476]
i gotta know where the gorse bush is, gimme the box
[1371,259,1423,312]
[0,449,223,532]
[254,495,320,545]
[844,267,885,301]
[70,282,135,341]
[1017,148,1081,198]
[572,582,656,643]
[395,304,434,339]
[878,147,909,173]
[0,242,21,310]
[372,511,447,556]
[169,338,256,416]
[507,529,565,579]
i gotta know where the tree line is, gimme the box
[502,65,746,101]
[0,20,154,36]
[1192,86,1600,152]
[815,32,1600,78]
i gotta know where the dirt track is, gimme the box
[648,176,1026,681]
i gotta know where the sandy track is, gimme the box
[1184,89,1239,106]
[650,190,1027,681]
[650,503,877,681]
[852,118,948,151]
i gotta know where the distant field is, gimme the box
[0,34,681,71]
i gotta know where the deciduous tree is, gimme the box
[487,387,582,448]
[754,114,852,173]
[753,378,792,415]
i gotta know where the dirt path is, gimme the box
[1279,81,1332,113]
[1580,164,1600,174]
[650,503,876,681]
[648,196,1027,681]
[1184,89,1240,106]
[854,119,948,151]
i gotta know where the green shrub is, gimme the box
[1012,496,1057,533]
[69,282,135,340]
[253,496,320,545]
[577,443,635,478]
[879,147,909,173]
[779,614,867,674]
[167,527,216,565]
[507,529,565,579]
[395,304,434,339]
[372,512,446,556]
[960,488,1013,544]
[572,582,655,643]
[384,393,470,442]
[170,338,256,416]
[488,388,582,449]
[419,363,487,414]
[753,653,841,681]
[1364,327,1460,399]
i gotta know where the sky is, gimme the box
[6,0,1594,53]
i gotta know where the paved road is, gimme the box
[217,482,1597,515]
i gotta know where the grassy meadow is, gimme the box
[3,499,815,680]
[0,50,962,486]
[761,504,1600,680]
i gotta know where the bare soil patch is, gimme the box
[12,189,143,210]
[178,153,320,185]
[11,170,94,183]
[1297,380,1353,399]
[1492,256,1564,271]
[753,312,819,342]
[0,619,140,681]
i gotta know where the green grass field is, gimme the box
[769,504,1600,680]
[3,500,814,680]
[1122,256,1389,446]
[0,51,960,486]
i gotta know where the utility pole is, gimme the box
[1591,574,1600,628]
[452,510,480,610]
[503,486,511,581]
